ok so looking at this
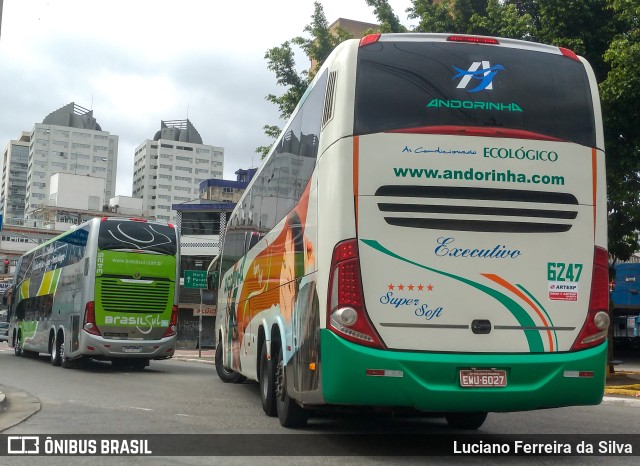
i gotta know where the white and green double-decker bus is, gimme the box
[8,217,180,369]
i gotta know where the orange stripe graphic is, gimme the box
[482,273,554,352]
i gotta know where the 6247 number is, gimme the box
[547,262,582,282]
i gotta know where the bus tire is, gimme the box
[445,412,488,430]
[59,335,74,369]
[14,331,23,357]
[215,340,246,383]
[259,342,277,417]
[50,333,61,366]
[275,345,309,428]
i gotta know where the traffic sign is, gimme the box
[184,270,207,289]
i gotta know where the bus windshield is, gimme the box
[354,40,596,147]
[98,219,177,255]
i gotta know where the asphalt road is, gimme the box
[0,345,639,464]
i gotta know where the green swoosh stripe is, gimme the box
[360,239,544,352]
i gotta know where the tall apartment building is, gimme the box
[1,132,30,221]
[132,119,224,223]
[22,102,118,219]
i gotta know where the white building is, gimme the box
[24,102,118,219]
[132,119,224,223]
[49,172,105,212]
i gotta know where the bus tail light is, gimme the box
[447,35,499,45]
[560,47,580,62]
[571,247,610,350]
[163,305,178,338]
[359,33,381,47]
[83,301,101,336]
[327,239,385,349]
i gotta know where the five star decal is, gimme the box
[388,283,434,291]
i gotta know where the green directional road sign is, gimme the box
[184,270,207,289]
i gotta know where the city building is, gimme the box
[172,169,254,348]
[23,102,118,219]
[132,119,224,224]
[27,173,145,229]
[329,17,378,37]
[1,131,30,221]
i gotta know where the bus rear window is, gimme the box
[354,41,596,147]
[98,220,177,255]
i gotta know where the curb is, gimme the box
[175,357,215,365]
[602,395,640,407]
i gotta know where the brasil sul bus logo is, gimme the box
[452,61,505,93]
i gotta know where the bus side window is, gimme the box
[246,232,263,252]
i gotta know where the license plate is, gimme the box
[459,369,507,387]
[122,346,142,353]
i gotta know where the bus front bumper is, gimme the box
[320,330,607,412]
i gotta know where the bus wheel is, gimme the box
[59,336,74,369]
[445,412,488,430]
[215,340,246,383]
[14,331,23,357]
[259,342,276,417]
[50,333,61,366]
[275,345,309,428]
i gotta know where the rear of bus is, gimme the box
[320,34,609,413]
[81,217,179,363]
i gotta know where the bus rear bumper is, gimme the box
[74,332,176,360]
[320,330,607,412]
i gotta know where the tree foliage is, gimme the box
[260,0,640,260]
[600,0,640,263]
[365,0,407,32]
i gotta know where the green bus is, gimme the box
[7,217,180,369]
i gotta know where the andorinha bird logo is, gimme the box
[453,61,505,93]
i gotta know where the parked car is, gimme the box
[0,321,9,343]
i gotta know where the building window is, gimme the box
[181,211,222,235]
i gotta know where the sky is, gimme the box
[0,0,413,197]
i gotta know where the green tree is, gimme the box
[600,0,640,263]
[257,2,350,158]
[468,0,534,39]
[365,0,407,32]
[408,0,460,32]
